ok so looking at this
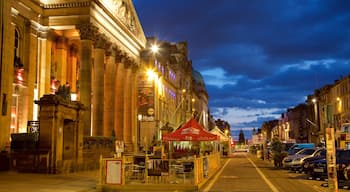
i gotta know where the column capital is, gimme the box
[124,57,138,70]
[131,61,139,73]
[76,23,98,41]
[56,36,68,49]
[93,34,108,49]
[105,41,113,56]
[115,47,126,63]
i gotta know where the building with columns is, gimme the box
[0,0,146,152]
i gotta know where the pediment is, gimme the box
[98,0,146,45]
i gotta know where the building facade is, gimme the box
[0,0,147,152]
[137,37,212,150]
[309,75,350,148]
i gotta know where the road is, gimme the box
[200,152,346,192]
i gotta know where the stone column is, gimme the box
[0,0,14,149]
[77,23,97,136]
[92,34,106,136]
[123,59,132,152]
[37,31,46,97]
[56,36,67,84]
[114,50,125,141]
[103,45,115,137]
[131,63,139,152]
[25,22,39,126]
[68,46,78,93]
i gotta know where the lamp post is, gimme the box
[137,114,142,151]
[312,98,321,145]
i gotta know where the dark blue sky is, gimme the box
[133,0,350,140]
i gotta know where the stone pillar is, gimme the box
[131,64,139,152]
[56,36,67,83]
[77,23,97,136]
[123,60,132,152]
[92,34,106,136]
[45,31,53,94]
[22,22,38,128]
[104,45,115,137]
[114,51,125,141]
[37,32,47,97]
[0,0,14,150]
[69,46,78,93]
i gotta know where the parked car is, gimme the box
[301,148,326,174]
[282,148,316,169]
[287,143,315,155]
[290,148,325,172]
[344,164,350,181]
[307,149,350,180]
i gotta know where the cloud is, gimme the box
[200,67,237,88]
[134,1,350,140]
[211,106,282,127]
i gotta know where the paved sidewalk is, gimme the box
[0,170,100,192]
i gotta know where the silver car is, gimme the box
[282,148,319,169]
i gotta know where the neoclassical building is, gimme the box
[0,0,146,152]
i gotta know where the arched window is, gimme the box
[14,29,23,68]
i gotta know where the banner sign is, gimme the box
[138,73,155,121]
[105,160,122,185]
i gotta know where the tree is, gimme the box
[238,129,245,144]
[252,128,257,135]
[270,137,287,168]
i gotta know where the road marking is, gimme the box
[202,158,231,192]
[221,175,239,179]
[247,157,280,192]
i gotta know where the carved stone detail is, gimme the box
[124,57,137,70]
[104,41,113,56]
[131,61,139,73]
[114,47,126,63]
[76,23,98,41]
[93,34,108,49]
[102,0,136,34]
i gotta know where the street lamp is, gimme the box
[151,44,159,54]
[138,114,142,149]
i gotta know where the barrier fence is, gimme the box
[98,152,221,189]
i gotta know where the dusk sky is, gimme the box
[133,0,350,140]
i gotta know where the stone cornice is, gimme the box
[39,0,91,9]
[35,94,86,110]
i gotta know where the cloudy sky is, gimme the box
[133,0,350,140]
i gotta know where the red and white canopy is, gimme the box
[162,118,220,141]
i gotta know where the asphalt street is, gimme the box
[200,152,348,192]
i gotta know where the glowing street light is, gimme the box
[151,44,159,54]
[146,68,158,81]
